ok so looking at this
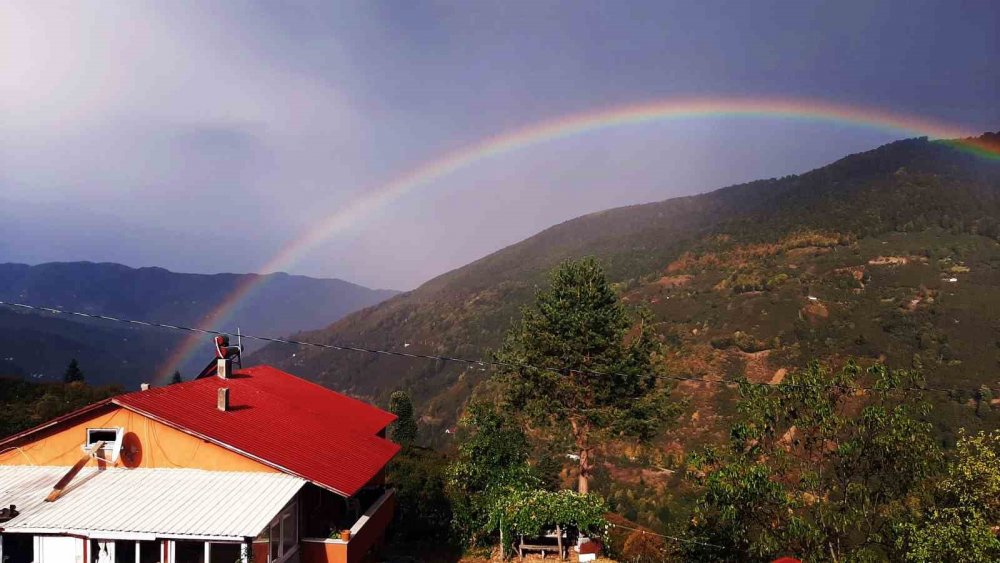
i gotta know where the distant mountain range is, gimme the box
[252,133,1000,443]
[0,262,397,385]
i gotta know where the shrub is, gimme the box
[622,529,668,562]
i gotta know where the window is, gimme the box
[281,510,296,552]
[269,524,279,562]
[172,541,203,563]
[260,501,298,563]
[138,541,160,563]
[85,427,124,462]
[86,428,121,446]
[208,543,242,563]
[1,533,34,563]
[88,540,160,563]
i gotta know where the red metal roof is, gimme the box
[114,365,399,497]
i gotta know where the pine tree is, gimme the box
[496,257,674,494]
[170,371,183,385]
[388,390,418,446]
[63,358,85,384]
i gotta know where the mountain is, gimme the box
[0,262,397,385]
[252,133,1000,441]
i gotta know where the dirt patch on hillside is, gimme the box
[604,462,674,487]
[868,256,908,266]
[655,274,692,288]
[770,368,787,385]
[786,246,832,259]
[834,265,866,280]
[740,349,773,383]
[800,301,829,323]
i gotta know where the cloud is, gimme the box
[1,1,997,289]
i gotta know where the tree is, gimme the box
[170,371,183,385]
[686,361,942,561]
[63,358,84,383]
[387,446,454,544]
[388,390,418,446]
[496,257,673,494]
[898,431,1000,562]
[447,402,537,546]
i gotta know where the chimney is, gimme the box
[140,383,150,391]
[217,358,231,379]
[217,387,230,412]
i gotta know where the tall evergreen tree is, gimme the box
[496,257,674,494]
[388,390,418,446]
[63,358,85,384]
[170,371,183,385]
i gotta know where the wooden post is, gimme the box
[556,525,563,561]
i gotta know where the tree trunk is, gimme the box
[571,418,593,494]
[578,447,592,494]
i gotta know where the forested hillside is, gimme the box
[0,262,397,385]
[253,134,1000,439]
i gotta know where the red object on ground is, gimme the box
[772,558,802,563]
[115,365,399,496]
[579,540,602,555]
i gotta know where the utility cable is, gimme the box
[608,522,723,549]
[0,300,971,395]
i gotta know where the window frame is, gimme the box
[265,500,298,563]
[84,427,124,461]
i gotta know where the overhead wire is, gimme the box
[608,522,723,549]
[0,300,968,395]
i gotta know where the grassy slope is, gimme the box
[252,135,1000,442]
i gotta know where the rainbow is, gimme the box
[154,96,997,382]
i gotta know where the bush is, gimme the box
[388,447,453,543]
[622,529,668,562]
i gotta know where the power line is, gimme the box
[609,522,723,549]
[0,300,968,395]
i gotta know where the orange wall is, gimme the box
[300,541,347,563]
[0,406,276,472]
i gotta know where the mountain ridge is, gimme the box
[0,261,398,385]
[252,133,1000,439]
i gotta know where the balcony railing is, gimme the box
[300,488,396,563]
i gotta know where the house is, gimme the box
[0,360,400,563]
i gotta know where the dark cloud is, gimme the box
[2,1,998,289]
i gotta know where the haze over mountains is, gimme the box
[252,133,1000,440]
[0,262,396,385]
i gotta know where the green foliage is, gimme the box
[63,358,84,383]
[447,402,538,546]
[687,361,942,561]
[489,489,608,556]
[732,331,776,353]
[388,390,418,446]
[897,430,1000,562]
[387,446,454,543]
[0,377,120,439]
[899,508,1000,563]
[496,257,675,492]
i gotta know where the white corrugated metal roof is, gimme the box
[0,466,305,540]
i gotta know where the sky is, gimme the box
[1,1,998,290]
